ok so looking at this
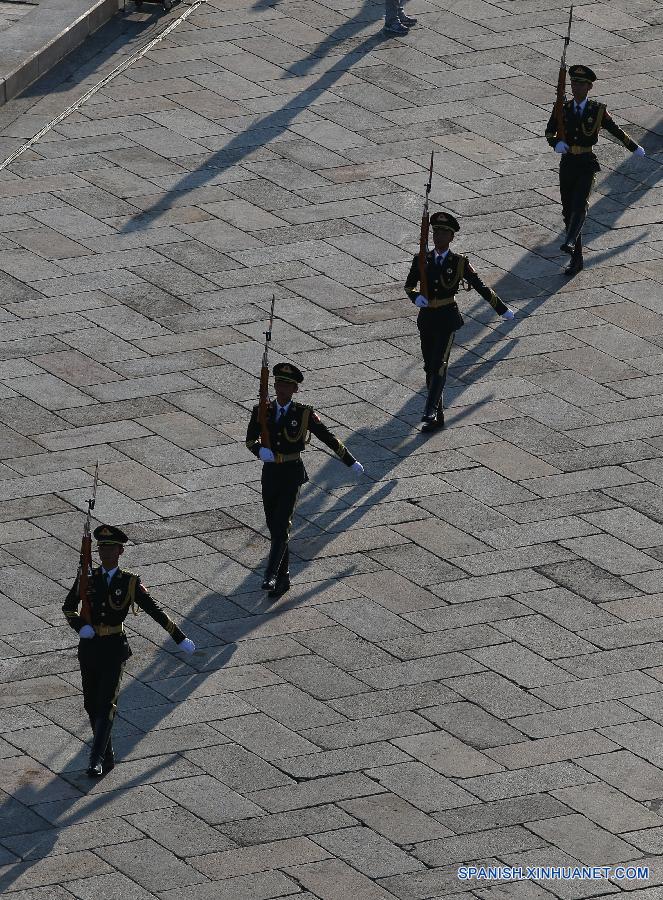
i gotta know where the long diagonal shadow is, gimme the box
[120,0,389,231]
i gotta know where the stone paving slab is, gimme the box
[4,0,663,898]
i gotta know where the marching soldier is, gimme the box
[63,525,195,776]
[545,64,646,277]
[246,362,364,598]
[405,211,515,432]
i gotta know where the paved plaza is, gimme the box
[3,0,663,897]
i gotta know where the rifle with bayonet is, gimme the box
[418,151,435,300]
[78,462,99,625]
[554,5,574,142]
[258,295,276,450]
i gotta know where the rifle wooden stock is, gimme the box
[554,65,567,142]
[257,295,276,449]
[418,210,430,300]
[78,462,98,625]
[554,5,573,142]
[258,364,271,449]
[79,535,92,624]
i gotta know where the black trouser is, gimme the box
[261,461,304,577]
[559,155,598,251]
[417,309,457,403]
[78,636,125,756]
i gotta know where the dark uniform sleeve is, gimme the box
[134,578,186,644]
[245,405,261,458]
[601,109,638,151]
[545,104,558,147]
[62,575,85,634]
[465,260,509,315]
[404,254,421,303]
[309,411,356,466]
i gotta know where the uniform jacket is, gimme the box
[246,400,356,466]
[405,249,508,326]
[545,98,638,153]
[63,567,186,644]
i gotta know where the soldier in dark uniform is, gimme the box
[545,64,645,277]
[246,362,364,598]
[63,525,195,776]
[405,211,515,432]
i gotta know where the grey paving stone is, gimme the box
[183,743,293,792]
[0,852,113,894]
[436,793,572,836]
[263,655,367,701]
[537,560,640,604]
[510,700,646,740]
[311,826,423,878]
[461,762,598,803]
[157,870,299,900]
[278,742,410,780]
[66,872,157,900]
[414,824,546,868]
[247,773,382,813]
[95,839,207,892]
[218,804,357,847]
[367,760,476,812]
[213,712,319,761]
[2,818,143,861]
[393,731,503,778]
[579,751,663,802]
[155,774,263,825]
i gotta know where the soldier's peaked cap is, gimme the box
[430,211,460,232]
[273,362,304,384]
[569,64,596,84]
[93,524,128,546]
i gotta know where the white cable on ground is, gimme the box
[0,0,207,172]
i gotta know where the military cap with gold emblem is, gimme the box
[93,524,128,546]
[430,211,460,233]
[569,64,596,84]
[273,362,304,384]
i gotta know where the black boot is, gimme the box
[561,210,585,254]
[262,540,287,591]
[268,573,291,599]
[422,374,444,425]
[422,404,444,433]
[87,716,113,777]
[565,235,584,277]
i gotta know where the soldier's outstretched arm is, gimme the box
[601,109,640,152]
[133,578,191,647]
[465,261,512,316]
[309,412,357,466]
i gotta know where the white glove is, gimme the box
[179,638,196,654]
[79,624,95,639]
[414,294,429,308]
[351,461,364,475]
[554,141,569,154]
[633,145,646,157]
[502,308,515,320]
[259,447,275,462]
